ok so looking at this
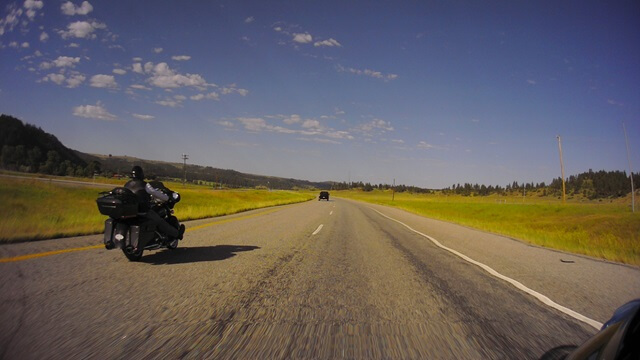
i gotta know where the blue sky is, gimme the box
[1,0,638,188]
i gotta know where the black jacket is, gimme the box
[124,178,151,212]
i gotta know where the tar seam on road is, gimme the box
[312,224,324,235]
[370,207,604,330]
[0,208,282,263]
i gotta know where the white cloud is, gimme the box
[148,62,210,89]
[24,0,43,19]
[156,98,182,107]
[274,26,282,32]
[112,68,126,75]
[234,116,354,141]
[90,74,117,88]
[132,63,143,73]
[61,1,93,16]
[133,113,155,120]
[527,79,537,85]
[53,56,80,67]
[237,117,268,132]
[356,119,394,135]
[153,47,163,53]
[190,94,205,101]
[68,42,80,48]
[39,31,49,42]
[0,6,22,36]
[282,114,301,125]
[65,73,85,88]
[293,33,313,44]
[337,65,398,81]
[130,84,151,90]
[244,16,254,23]
[391,139,405,144]
[21,42,29,48]
[217,120,235,128]
[302,119,322,129]
[314,38,341,47]
[132,57,143,62]
[73,102,116,120]
[417,141,435,149]
[42,73,65,85]
[221,85,248,96]
[171,55,191,61]
[59,20,105,39]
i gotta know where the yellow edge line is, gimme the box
[0,244,103,263]
[0,208,281,263]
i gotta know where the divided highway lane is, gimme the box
[0,198,634,359]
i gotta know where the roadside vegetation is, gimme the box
[0,176,314,243]
[335,189,640,266]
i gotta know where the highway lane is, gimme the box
[0,198,637,359]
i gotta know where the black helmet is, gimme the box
[131,166,144,180]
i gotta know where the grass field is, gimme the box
[0,176,314,243]
[334,190,640,266]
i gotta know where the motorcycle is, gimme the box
[96,186,182,261]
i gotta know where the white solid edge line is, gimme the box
[312,224,324,235]
[370,207,603,330]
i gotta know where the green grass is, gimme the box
[335,190,640,266]
[0,177,314,243]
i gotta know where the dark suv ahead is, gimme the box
[319,191,329,201]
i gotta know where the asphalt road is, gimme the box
[1,198,639,359]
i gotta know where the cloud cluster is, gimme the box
[73,102,116,120]
[132,61,210,89]
[90,74,117,88]
[293,33,312,44]
[133,113,154,120]
[314,38,341,47]
[24,0,43,20]
[59,20,106,39]
[41,72,86,88]
[61,1,93,16]
[0,1,43,36]
[230,114,356,143]
[338,65,398,81]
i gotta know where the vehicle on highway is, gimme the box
[319,191,330,201]
[97,185,183,261]
[541,298,640,360]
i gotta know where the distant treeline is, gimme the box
[442,169,638,198]
[331,171,637,199]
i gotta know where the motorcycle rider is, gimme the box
[124,165,185,240]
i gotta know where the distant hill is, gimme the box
[0,114,92,175]
[77,152,333,190]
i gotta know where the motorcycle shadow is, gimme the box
[140,245,260,265]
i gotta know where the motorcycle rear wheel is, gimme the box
[167,238,179,249]
[123,247,143,261]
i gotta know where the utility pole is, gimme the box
[556,135,566,203]
[623,122,635,213]
[392,178,395,201]
[181,153,189,186]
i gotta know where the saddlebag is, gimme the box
[129,219,156,250]
[96,187,139,219]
